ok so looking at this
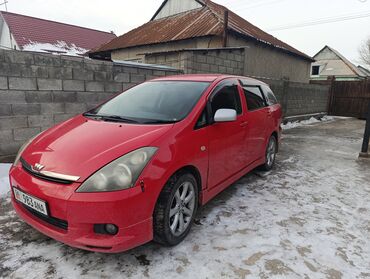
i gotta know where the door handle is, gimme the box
[240,121,248,127]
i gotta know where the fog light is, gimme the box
[94,224,119,235]
[105,224,118,235]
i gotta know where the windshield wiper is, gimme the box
[83,113,139,123]
[101,115,140,123]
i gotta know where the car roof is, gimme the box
[151,74,268,86]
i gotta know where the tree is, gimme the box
[359,37,370,67]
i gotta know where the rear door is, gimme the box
[206,79,247,190]
[261,84,283,134]
[239,80,269,164]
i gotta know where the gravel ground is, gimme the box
[0,117,369,279]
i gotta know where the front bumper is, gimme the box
[9,165,153,253]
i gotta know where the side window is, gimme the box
[241,84,267,111]
[262,85,278,106]
[210,83,242,116]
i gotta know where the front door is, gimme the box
[207,79,247,190]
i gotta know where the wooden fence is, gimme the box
[326,79,370,118]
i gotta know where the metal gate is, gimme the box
[328,80,370,118]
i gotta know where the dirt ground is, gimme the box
[0,117,369,279]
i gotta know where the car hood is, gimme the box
[21,115,174,182]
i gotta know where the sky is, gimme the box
[1,0,370,65]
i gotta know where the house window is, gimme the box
[312,65,320,76]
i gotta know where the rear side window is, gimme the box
[241,85,267,111]
[262,85,278,106]
[210,82,242,115]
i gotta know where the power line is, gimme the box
[226,0,286,10]
[266,11,370,31]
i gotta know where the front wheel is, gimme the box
[259,135,277,171]
[153,172,198,246]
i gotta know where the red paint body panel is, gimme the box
[9,74,282,253]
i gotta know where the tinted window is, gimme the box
[241,85,267,111]
[210,83,242,116]
[87,81,210,124]
[262,85,278,106]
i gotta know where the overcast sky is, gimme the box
[2,0,370,65]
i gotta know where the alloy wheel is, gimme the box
[169,181,196,236]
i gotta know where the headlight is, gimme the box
[76,147,158,193]
[13,133,41,166]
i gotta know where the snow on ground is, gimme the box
[0,164,11,198]
[282,115,335,130]
[22,41,88,56]
[0,118,369,278]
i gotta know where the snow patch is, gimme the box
[22,41,88,56]
[0,164,11,198]
[282,116,334,130]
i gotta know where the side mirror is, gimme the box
[214,109,237,123]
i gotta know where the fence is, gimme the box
[327,79,370,119]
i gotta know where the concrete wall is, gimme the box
[111,37,222,62]
[259,78,329,117]
[111,34,311,83]
[228,35,311,83]
[0,49,181,162]
[145,48,245,76]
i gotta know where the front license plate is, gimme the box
[13,187,48,216]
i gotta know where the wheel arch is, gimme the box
[173,165,202,200]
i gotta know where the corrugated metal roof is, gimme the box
[90,7,222,53]
[90,0,312,61]
[1,11,116,50]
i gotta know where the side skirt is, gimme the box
[201,157,265,205]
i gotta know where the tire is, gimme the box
[153,171,198,246]
[259,135,277,171]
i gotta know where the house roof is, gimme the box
[358,65,370,76]
[90,0,313,61]
[0,11,116,51]
[313,45,366,78]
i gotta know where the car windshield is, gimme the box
[85,81,210,124]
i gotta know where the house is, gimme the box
[311,46,367,81]
[0,11,116,56]
[89,0,313,83]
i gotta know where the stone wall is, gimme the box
[0,49,181,162]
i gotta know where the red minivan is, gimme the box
[9,74,282,253]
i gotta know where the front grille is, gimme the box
[20,158,72,185]
[21,204,68,231]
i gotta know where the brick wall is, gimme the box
[0,49,181,162]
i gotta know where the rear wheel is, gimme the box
[153,172,198,246]
[259,135,277,171]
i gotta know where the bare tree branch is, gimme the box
[359,37,370,67]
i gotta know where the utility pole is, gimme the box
[359,101,370,158]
